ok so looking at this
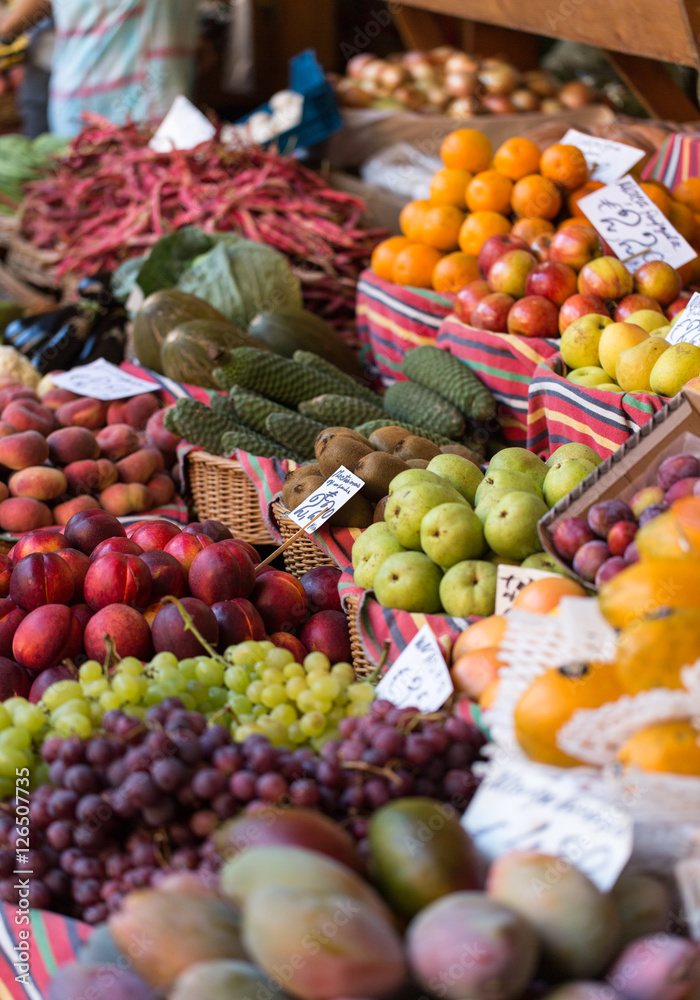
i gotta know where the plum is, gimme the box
[553,516,596,561]
[572,540,611,582]
[541,985,623,1000]
[606,933,700,1000]
[298,611,351,664]
[638,503,669,527]
[595,557,628,586]
[624,541,640,564]
[299,566,342,614]
[587,500,635,538]
[657,453,700,492]
[48,962,160,1000]
[665,477,700,504]
[607,521,638,557]
[184,518,233,542]
[151,598,218,659]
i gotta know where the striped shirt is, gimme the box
[49,0,199,137]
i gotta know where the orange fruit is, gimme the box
[399,199,431,240]
[640,181,671,217]
[674,177,700,213]
[492,136,541,181]
[618,720,700,775]
[420,204,465,251]
[453,615,508,660]
[669,200,697,243]
[567,180,604,217]
[371,236,416,281]
[539,143,589,190]
[458,210,511,255]
[558,216,594,230]
[440,128,493,173]
[430,167,473,209]
[391,243,443,288]
[614,608,700,694]
[451,646,505,700]
[511,577,587,614]
[479,678,500,710]
[511,217,554,243]
[598,557,700,629]
[432,251,480,293]
[511,174,562,220]
[466,169,514,214]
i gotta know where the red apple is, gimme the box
[130,520,181,552]
[299,566,342,614]
[470,293,514,332]
[530,232,553,262]
[614,294,664,322]
[634,260,682,306]
[487,249,537,298]
[251,569,308,634]
[477,233,529,278]
[212,599,266,650]
[549,224,605,271]
[298,610,351,664]
[558,293,610,334]
[454,279,491,323]
[578,257,633,300]
[524,261,577,306]
[667,293,692,319]
[507,296,560,338]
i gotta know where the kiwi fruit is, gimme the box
[353,452,410,503]
[282,463,321,490]
[314,426,372,461]
[283,475,325,511]
[440,443,483,465]
[406,459,429,469]
[368,425,410,453]
[329,491,374,528]
[393,435,441,462]
[373,496,389,523]
[317,436,374,478]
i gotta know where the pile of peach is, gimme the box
[0,378,182,536]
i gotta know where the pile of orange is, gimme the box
[370,127,700,291]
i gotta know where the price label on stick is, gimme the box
[150,95,216,152]
[577,175,696,272]
[375,625,453,713]
[495,565,560,614]
[52,359,156,401]
[560,128,644,184]
[664,291,700,346]
[287,465,364,534]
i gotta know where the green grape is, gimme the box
[304,652,331,673]
[89,703,103,726]
[224,665,250,693]
[186,679,208,704]
[11,703,46,735]
[283,663,305,679]
[32,761,49,789]
[0,776,15,797]
[252,704,267,719]
[299,711,326,738]
[246,680,264,704]
[112,674,145,704]
[179,694,197,711]
[118,657,145,677]
[99,691,124,712]
[0,726,31,752]
[258,641,275,653]
[264,647,294,670]
[153,666,187,692]
[42,681,84,711]
[237,712,255,726]
[82,678,110,698]
[296,689,316,714]
[51,698,90,720]
[79,660,103,683]
[150,651,180,671]
[311,676,341,701]
[195,658,224,687]
[328,707,345,726]
[0,705,11,730]
[305,670,329,688]
[347,702,371,718]
[177,658,198,681]
[261,667,284,686]
[271,703,297,727]
[285,677,306,700]
[234,722,263,741]
[256,717,288,746]
[230,641,264,666]
[3,697,28,718]
[129,705,148,720]
[206,686,228,710]
[347,682,375,704]
[229,693,252,717]
[0,746,27,778]
[312,699,333,715]
[331,662,355,686]
[287,721,306,744]
[54,714,92,738]
[143,687,164,706]
[260,684,287,709]
[251,660,266,676]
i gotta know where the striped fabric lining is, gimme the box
[0,906,90,999]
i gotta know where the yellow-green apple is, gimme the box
[630,485,664,517]
[566,366,610,387]
[577,257,634,300]
[614,294,663,321]
[454,279,490,323]
[470,292,514,332]
[625,309,669,333]
[558,293,610,334]
[477,233,529,277]
[525,260,577,306]
[507,295,559,338]
[548,224,605,271]
[634,260,682,306]
[560,312,612,368]
[487,249,537,298]
[597,383,625,392]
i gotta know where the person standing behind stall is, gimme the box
[0,0,199,137]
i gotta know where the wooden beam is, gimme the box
[461,21,540,67]
[392,6,450,49]
[604,51,699,121]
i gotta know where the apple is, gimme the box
[470,293,514,333]
[525,261,577,306]
[667,293,692,320]
[684,376,700,393]
[477,233,529,278]
[577,257,633,300]
[558,293,610,333]
[454,279,491,324]
[506,296,559,338]
[634,260,683,306]
[487,249,537,298]
[549,224,605,271]
[614,294,663,322]
[530,233,553,263]
[566,366,611,387]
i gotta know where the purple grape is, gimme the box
[190,809,218,837]
[27,881,51,909]
[59,847,82,874]
[289,779,319,807]
[46,820,73,851]
[71,878,101,906]
[229,770,257,801]
[59,737,85,766]
[151,758,189,793]
[106,758,129,787]
[212,745,243,774]
[404,734,433,766]
[246,742,278,774]
[374,727,405,756]
[256,773,288,803]
[73,825,106,850]
[191,768,227,800]
[125,747,152,773]
[121,773,160,809]
[316,760,344,789]
[48,760,66,786]
[48,789,78,821]
[142,799,177,827]
[199,726,230,755]
[64,765,100,796]
[364,779,390,809]
[41,737,63,763]
[72,856,103,880]
[443,769,479,801]
[0,849,13,878]
[211,792,237,819]
[82,904,108,925]
[44,868,70,897]
[337,740,366,762]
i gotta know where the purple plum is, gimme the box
[595,557,628,587]
[553,516,596,562]
[587,500,635,538]
[573,540,611,582]
[665,477,700,504]
[624,541,640,564]
[639,503,669,527]
[656,453,700,492]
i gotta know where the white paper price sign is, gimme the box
[561,129,644,184]
[52,359,155,401]
[664,291,700,346]
[150,95,216,153]
[376,624,453,713]
[287,466,364,535]
[495,564,560,614]
[578,175,696,272]
[462,758,633,891]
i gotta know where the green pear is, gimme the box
[484,550,520,566]
[650,342,700,397]
[566,366,610,387]
[546,442,602,468]
[543,458,597,507]
[351,522,405,590]
[650,324,671,338]
[521,552,570,575]
[475,488,510,526]
[474,468,543,508]
[373,551,443,613]
[426,453,484,506]
[439,560,497,617]
[385,482,467,550]
[626,309,669,333]
[420,502,485,569]
[487,447,548,488]
[484,490,548,561]
[389,469,443,493]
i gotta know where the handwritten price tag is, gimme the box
[287,465,364,534]
[495,565,560,614]
[150,95,216,152]
[52,360,155,401]
[664,291,700,347]
[561,129,644,184]
[376,624,453,713]
[578,175,696,272]
[462,758,633,892]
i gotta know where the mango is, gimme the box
[607,933,700,1000]
[170,960,291,1000]
[611,872,673,947]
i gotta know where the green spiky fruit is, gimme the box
[293,350,379,403]
[383,381,465,439]
[213,348,347,405]
[229,388,296,435]
[298,393,385,427]
[171,399,239,455]
[402,345,497,423]
[221,426,302,461]
[265,412,324,461]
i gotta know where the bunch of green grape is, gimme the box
[0,699,45,798]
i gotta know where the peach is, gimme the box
[108,393,160,429]
[146,472,174,506]
[90,537,143,560]
[185,519,232,543]
[139,550,187,601]
[64,507,126,554]
[0,498,53,533]
[55,396,107,430]
[0,430,49,470]
[0,421,16,438]
[52,495,101,526]
[151,597,219,659]
[251,569,308,634]
[8,466,67,502]
[0,553,11,598]
[116,448,160,485]
[46,426,100,465]
[12,603,83,672]
[41,388,81,410]
[96,423,140,461]
[0,657,30,700]
[83,553,152,610]
[218,538,260,566]
[189,542,256,605]
[64,458,118,496]
[0,386,37,410]
[0,484,7,504]
[2,399,53,435]
[53,548,90,603]
[70,602,93,634]
[146,407,181,459]
[9,552,75,610]
[269,632,308,661]
[99,483,153,517]
[83,603,153,663]
[212,599,265,650]
[130,520,181,552]
[0,599,25,656]
[13,529,70,561]
[164,531,213,574]
[298,610,351,664]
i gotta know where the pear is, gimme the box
[566,366,610,387]
[426,453,484,506]
[474,468,543,508]
[484,550,520,566]
[650,324,671,338]
[373,551,443,613]
[389,469,444,494]
[420,502,485,568]
[439,560,497,617]
[615,337,670,392]
[484,490,548,561]
[521,552,569,575]
[598,322,649,380]
[597,383,626,392]
[625,309,669,333]
[475,488,510,526]
[385,481,467,549]
[546,443,601,468]
[650,342,700,397]
[560,313,612,369]
[351,522,405,590]
[487,447,548,488]
[543,458,597,507]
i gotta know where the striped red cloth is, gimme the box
[528,354,667,459]
[0,905,90,999]
[641,132,700,189]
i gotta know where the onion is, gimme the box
[541,97,564,114]
[480,94,517,114]
[424,84,449,108]
[447,96,481,118]
[478,63,520,95]
[524,70,558,97]
[430,46,458,64]
[445,52,478,74]
[346,53,377,79]
[359,59,388,83]
[393,85,427,110]
[558,80,596,108]
[335,79,374,108]
[380,64,410,90]
[510,88,540,112]
[445,71,478,99]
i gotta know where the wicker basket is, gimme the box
[185,450,274,546]
[271,499,337,577]
[344,593,373,678]
[7,235,61,290]
[0,213,19,248]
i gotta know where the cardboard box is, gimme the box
[538,390,700,587]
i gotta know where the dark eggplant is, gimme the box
[11,306,80,355]
[31,312,96,375]
[76,308,127,366]
[77,272,113,308]
[3,315,32,345]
